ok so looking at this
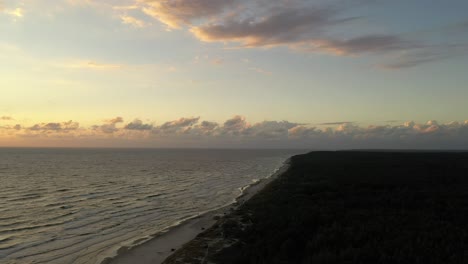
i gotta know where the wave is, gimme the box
[0,149,299,264]
[101,157,292,264]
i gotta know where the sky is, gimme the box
[1,0,467,148]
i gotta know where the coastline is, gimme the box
[103,158,291,264]
[164,151,468,264]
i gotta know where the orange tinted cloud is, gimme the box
[138,0,466,68]
[120,15,146,28]
[140,0,235,29]
[2,117,468,149]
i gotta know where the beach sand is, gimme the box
[103,159,291,264]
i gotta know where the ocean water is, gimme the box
[0,148,301,264]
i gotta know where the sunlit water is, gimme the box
[0,148,301,264]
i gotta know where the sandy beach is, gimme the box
[103,159,291,264]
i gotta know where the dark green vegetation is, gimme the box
[165,152,468,264]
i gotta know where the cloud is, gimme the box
[140,0,235,29]
[190,5,343,47]
[318,121,354,126]
[297,35,416,56]
[245,121,300,139]
[9,0,464,69]
[142,0,411,58]
[160,116,200,129]
[222,115,248,134]
[92,117,124,134]
[108,117,124,124]
[135,0,468,68]
[156,116,200,134]
[288,126,323,139]
[379,44,468,69]
[177,120,220,137]
[190,5,415,57]
[124,119,153,130]
[3,7,23,18]
[28,121,79,132]
[113,5,140,11]
[1,116,13,121]
[120,15,146,28]
[1,116,468,149]
[197,120,219,134]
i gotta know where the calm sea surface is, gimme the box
[0,148,302,264]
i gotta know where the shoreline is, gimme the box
[163,151,468,264]
[103,158,291,264]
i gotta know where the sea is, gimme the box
[0,148,303,264]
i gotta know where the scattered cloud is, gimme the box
[2,116,468,148]
[28,121,79,132]
[138,0,415,59]
[288,125,323,139]
[3,7,23,18]
[92,117,124,134]
[156,116,200,134]
[120,14,146,28]
[379,44,468,69]
[191,5,368,53]
[1,116,13,121]
[318,121,354,126]
[196,120,219,135]
[113,5,140,11]
[132,0,468,68]
[245,121,300,139]
[222,115,248,135]
[124,119,153,130]
[4,0,466,68]
[190,5,343,47]
[140,0,235,29]
[108,117,124,124]
[295,35,417,56]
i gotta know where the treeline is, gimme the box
[212,151,468,264]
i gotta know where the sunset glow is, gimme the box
[1,0,467,148]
